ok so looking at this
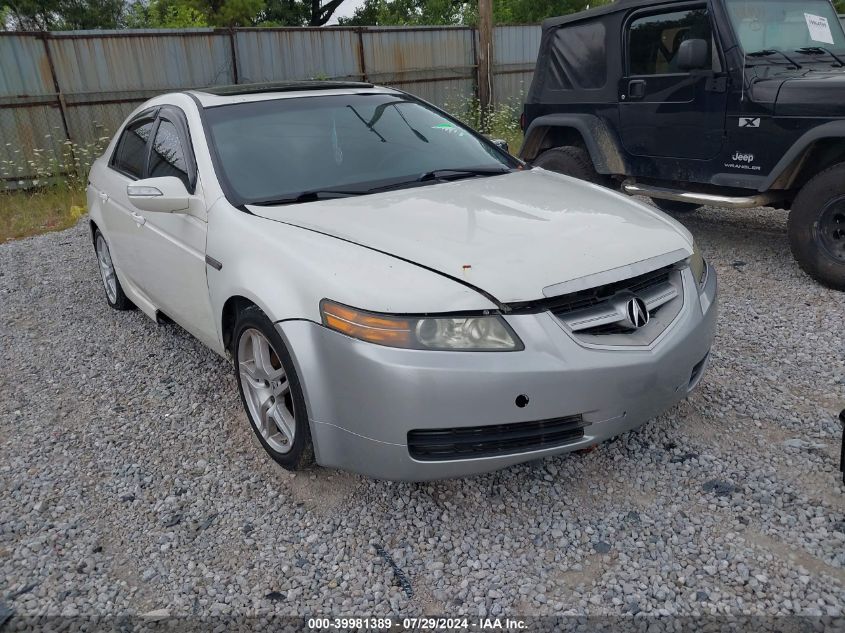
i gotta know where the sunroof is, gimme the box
[197,81,375,96]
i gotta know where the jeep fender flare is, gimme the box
[762,121,845,192]
[520,114,627,175]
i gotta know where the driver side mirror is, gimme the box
[677,39,710,71]
[127,176,190,213]
[490,138,510,154]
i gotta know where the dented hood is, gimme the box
[247,169,693,304]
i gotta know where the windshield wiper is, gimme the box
[364,168,510,194]
[249,189,365,206]
[795,46,845,67]
[417,167,511,182]
[746,49,802,68]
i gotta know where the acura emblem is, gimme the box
[625,297,650,329]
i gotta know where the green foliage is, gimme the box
[445,95,523,154]
[125,0,209,27]
[836,1,845,15]
[1,0,124,29]
[341,0,612,26]
[339,0,466,26]
[1,0,347,29]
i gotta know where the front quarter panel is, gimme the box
[205,199,497,347]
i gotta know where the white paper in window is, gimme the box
[805,13,835,46]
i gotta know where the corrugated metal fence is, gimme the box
[0,25,540,186]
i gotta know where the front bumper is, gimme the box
[276,267,718,481]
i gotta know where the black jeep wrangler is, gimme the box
[521,0,845,290]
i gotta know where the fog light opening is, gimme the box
[515,394,530,408]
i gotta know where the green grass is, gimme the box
[0,187,86,243]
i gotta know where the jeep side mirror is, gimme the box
[491,139,510,154]
[677,39,710,71]
[127,176,190,214]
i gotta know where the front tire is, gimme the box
[788,163,845,290]
[651,198,701,214]
[533,146,610,187]
[233,306,315,470]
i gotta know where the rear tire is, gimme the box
[93,229,134,311]
[788,163,845,291]
[651,198,701,214]
[233,306,315,471]
[533,146,610,187]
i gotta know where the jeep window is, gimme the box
[205,94,517,206]
[725,0,845,55]
[549,21,607,90]
[628,8,712,75]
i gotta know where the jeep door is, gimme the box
[618,3,728,161]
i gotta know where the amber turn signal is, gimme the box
[320,300,413,347]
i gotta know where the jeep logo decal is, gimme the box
[731,152,755,163]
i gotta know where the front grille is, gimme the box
[550,266,673,317]
[408,415,587,461]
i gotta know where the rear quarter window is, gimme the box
[549,20,607,90]
[111,119,154,179]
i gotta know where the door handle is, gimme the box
[627,79,647,100]
[98,191,109,203]
[130,211,146,226]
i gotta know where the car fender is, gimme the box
[205,200,498,351]
[520,113,627,175]
[762,121,845,191]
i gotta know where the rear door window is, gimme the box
[111,119,154,179]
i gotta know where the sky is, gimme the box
[327,0,367,24]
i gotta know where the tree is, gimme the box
[1,0,124,29]
[836,0,845,15]
[339,0,468,26]
[0,0,348,29]
[340,0,611,26]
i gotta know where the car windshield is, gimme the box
[204,93,516,206]
[725,0,845,56]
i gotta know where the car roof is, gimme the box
[187,81,401,108]
[542,0,693,30]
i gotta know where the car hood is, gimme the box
[777,69,845,117]
[753,68,845,117]
[247,169,693,304]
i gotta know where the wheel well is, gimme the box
[778,139,845,191]
[522,126,588,162]
[89,220,99,244]
[221,296,258,354]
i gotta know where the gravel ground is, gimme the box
[1,206,844,622]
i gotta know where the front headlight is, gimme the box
[320,300,523,351]
[689,243,707,288]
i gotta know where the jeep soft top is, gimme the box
[521,0,845,290]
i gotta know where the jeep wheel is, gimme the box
[651,198,701,214]
[789,163,845,291]
[533,146,610,187]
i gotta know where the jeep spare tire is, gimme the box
[533,146,610,188]
[789,163,845,291]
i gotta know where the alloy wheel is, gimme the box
[95,234,118,304]
[237,328,296,454]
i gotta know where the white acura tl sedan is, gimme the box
[87,82,717,481]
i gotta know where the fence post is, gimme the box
[356,28,369,82]
[229,29,240,84]
[477,0,494,118]
[39,32,72,143]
